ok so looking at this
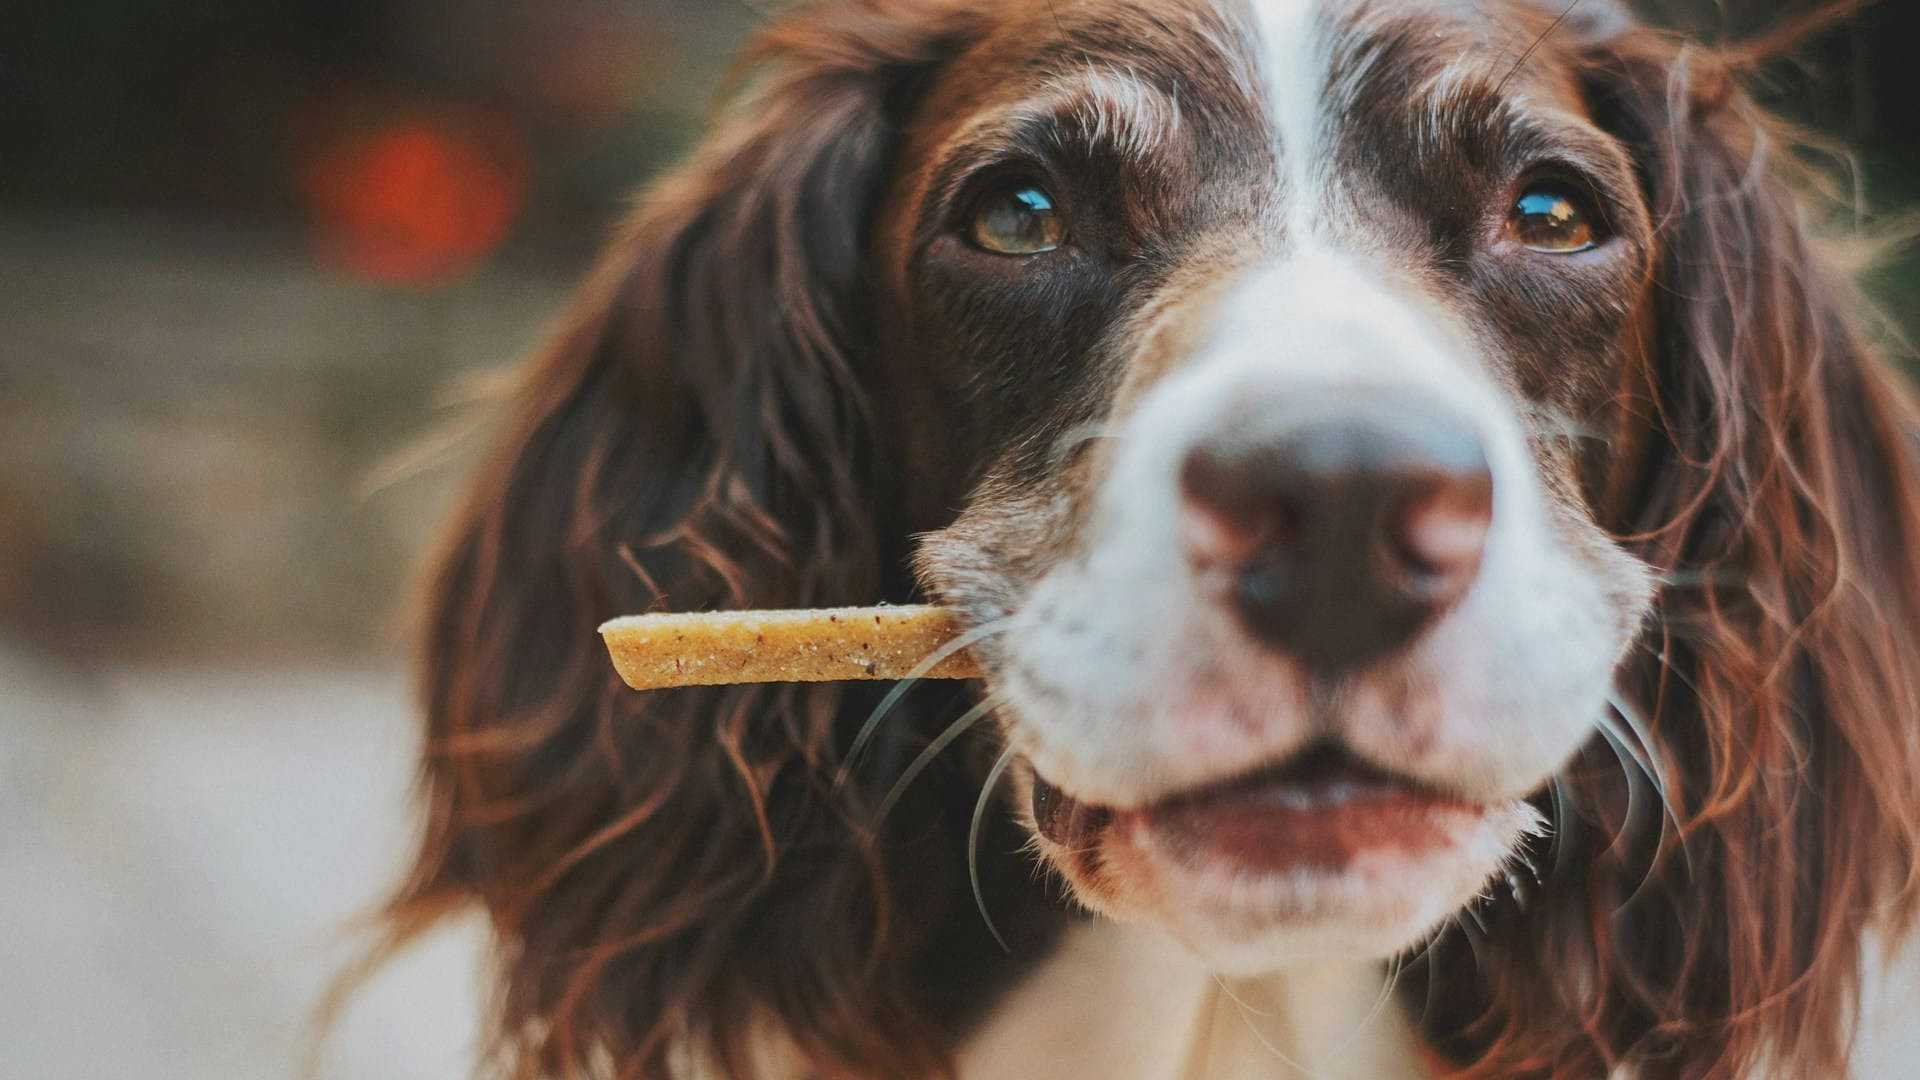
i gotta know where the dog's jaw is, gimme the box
[982,253,1649,968]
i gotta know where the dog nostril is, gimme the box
[1177,397,1493,675]
[1178,450,1300,566]
[1391,470,1493,593]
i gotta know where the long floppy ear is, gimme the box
[1415,24,1920,1079]
[376,6,1012,1078]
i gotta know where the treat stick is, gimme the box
[599,605,984,691]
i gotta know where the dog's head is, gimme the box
[389,1,1920,1076]
[899,0,1660,970]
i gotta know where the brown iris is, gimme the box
[1509,184,1597,253]
[969,182,1065,255]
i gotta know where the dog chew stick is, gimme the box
[599,606,984,691]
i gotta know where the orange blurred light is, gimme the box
[301,113,526,285]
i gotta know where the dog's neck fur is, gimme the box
[957,921,1432,1079]
[698,921,1920,1078]
[694,920,1433,1079]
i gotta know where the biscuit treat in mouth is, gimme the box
[598,605,984,690]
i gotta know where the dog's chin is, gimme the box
[1022,754,1544,975]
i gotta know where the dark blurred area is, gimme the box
[0,0,761,662]
[1,0,1916,666]
[0,0,758,256]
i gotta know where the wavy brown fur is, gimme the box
[1410,23,1920,1080]
[373,3,1920,1078]
[380,6,1049,1077]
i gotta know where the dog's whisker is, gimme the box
[1046,420,1120,471]
[1631,636,1708,700]
[873,693,1007,826]
[1592,719,1664,909]
[1493,0,1585,97]
[1548,775,1579,882]
[1601,694,1684,833]
[1323,954,1408,1063]
[1594,715,1645,847]
[1651,567,1745,589]
[1410,919,1452,1034]
[1451,910,1488,976]
[1212,977,1321,1078]
[1210,973,1275,1018]
[1600,694,1696,884]
[1462,900,1491,937]
[1523,403,1610,445]
[970,746,1019,955]
[835,617,1013,790]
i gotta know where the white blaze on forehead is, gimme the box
[1244,0,1335,235]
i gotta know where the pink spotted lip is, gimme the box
[1034,742,1483,872]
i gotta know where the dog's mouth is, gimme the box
[1033,742,1484,873]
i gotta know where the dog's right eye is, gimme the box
[969,182,1065,255]
[1508,181,1600,254]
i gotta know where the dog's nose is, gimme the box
[1178,398,1493,674]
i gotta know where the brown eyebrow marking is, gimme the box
[1324,9,1636,192]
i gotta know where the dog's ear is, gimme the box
[380,6,990,1078]
[1416,26,1920,1079]
[1598,42,1920,1075]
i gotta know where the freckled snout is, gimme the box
[1178,395,1494,675]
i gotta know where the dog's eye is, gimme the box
[1508,183,1597,254]
[969,182,1064,255]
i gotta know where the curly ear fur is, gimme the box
[1411,26,1920,1080]
[378,5,1054,1078]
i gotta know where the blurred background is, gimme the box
[1,2,1915,1078]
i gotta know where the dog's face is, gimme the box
[879,0,1659,970]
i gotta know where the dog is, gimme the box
[381,0,1920,1075]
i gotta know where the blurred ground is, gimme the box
[0,215,555,1077]
[1,651,484,1079]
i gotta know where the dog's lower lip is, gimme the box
[1033,746,1481,870]
[1144,776,1474,872]
[1033,773,1109,845]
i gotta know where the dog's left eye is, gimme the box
[969,182,1065,255]
[1509,183,1598,254]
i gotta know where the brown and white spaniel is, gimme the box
[380,0,1920,1076]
